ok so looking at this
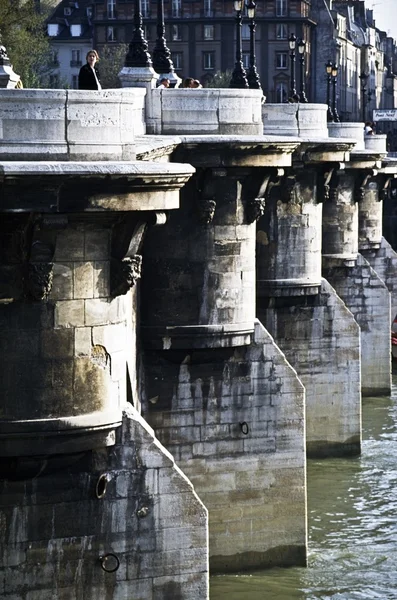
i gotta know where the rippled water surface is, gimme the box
[210,377,397,599]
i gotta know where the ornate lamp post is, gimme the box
[288,33,298,101]
[359,72,368,122]
[229,0,249,89]
[331,62,340,122]
[124,0,152,68]
[152,0,175,81]
[297,38,308,103]
[325,61,333,121]
[246,0,261,90]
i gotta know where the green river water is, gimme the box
[210,376,397,600]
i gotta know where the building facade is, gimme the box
[46,0,397,122]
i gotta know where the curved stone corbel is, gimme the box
[110,254,142,297]
[280,174,297,203]
[243,168,284,224]
[25,261,54,301]
[354,170,376,203]
[378,175,393,202]
[195,169,217,226]
[110,216,147,297]
[317,168,336,203]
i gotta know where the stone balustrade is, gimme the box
[262,103,329,138]
[151,88,263,135]
[0,88,146,160]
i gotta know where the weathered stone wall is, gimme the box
[361,237,397,324]
[256,168,322,297]
[0,406,209,600]
[141,170,256,350]
[0,88,146,160]
[323,254,391,396]
[140,152,307,571]
[0,216,126,456]
[150,88,263,135]
[142,320,306,572]
[258,278,361,457]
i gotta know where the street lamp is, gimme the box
[246,0,261,90]
[288,33,298,101]
[125,0,152,68]
[152,0,175,80]
[297,38,308,103]
[325,61,333,121]
[359,72,368,122]
[229,0,249,88]
[331,62,340,122]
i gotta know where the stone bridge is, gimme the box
[0,85,396,599]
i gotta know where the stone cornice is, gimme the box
[0,161,195,213]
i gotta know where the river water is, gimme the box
[211,376,397,600]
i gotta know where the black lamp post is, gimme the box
[152,0,175,78]
[297,38,308,103]
[359,72,368,122]
[125,0,152,67]
[331,63,340,122]
[325,61,333,121]
[229,0,249,88]
[246,0,261,90]
[288,33,298,101]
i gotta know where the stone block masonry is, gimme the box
[143,320,307,572]
[259,279,362,457]
[323,254,391,396]
[0,407,209,600]
[362,237,397,324]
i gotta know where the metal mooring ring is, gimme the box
[95,473,110,499]
[99,553,120,573]
[240,422,249,435]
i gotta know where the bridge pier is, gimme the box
[256,158,361,457]
[322,165,391,396]
[140,137,308,571]
[0,90,209,600]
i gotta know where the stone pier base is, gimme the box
[143,320,307,572]
[258,279,361,458]
[361,236,397,324]
[323,254,391,396]
[0,406,209,600]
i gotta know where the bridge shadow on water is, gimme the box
[210,374,397,600]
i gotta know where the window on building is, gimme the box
[172,52,183,70]
[172,0,181,17]
[64,7,72,16]
[72,75,79,89]
[276,52,287,69]
[47,24,59,36]
[276,82,288,103]
[86,6,93,17]
[141,0,150,18]
[204,0,213,17]
[172,24,181,41]
[51,50,59,66]
[242,23,250,40]
[107,0,116,18]
[143,24,150,40]
[70,24,82,36]
[203,51,215,70]
[242,53,250,69]
[204,24,214,40]
[276,0,287,17]
[107,26,117,41]
[71,49,81,66]
[49,74,60,88]
[276,23,287,39]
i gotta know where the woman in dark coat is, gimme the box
[78,50,102,90]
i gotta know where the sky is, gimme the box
[371,0,397,40]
